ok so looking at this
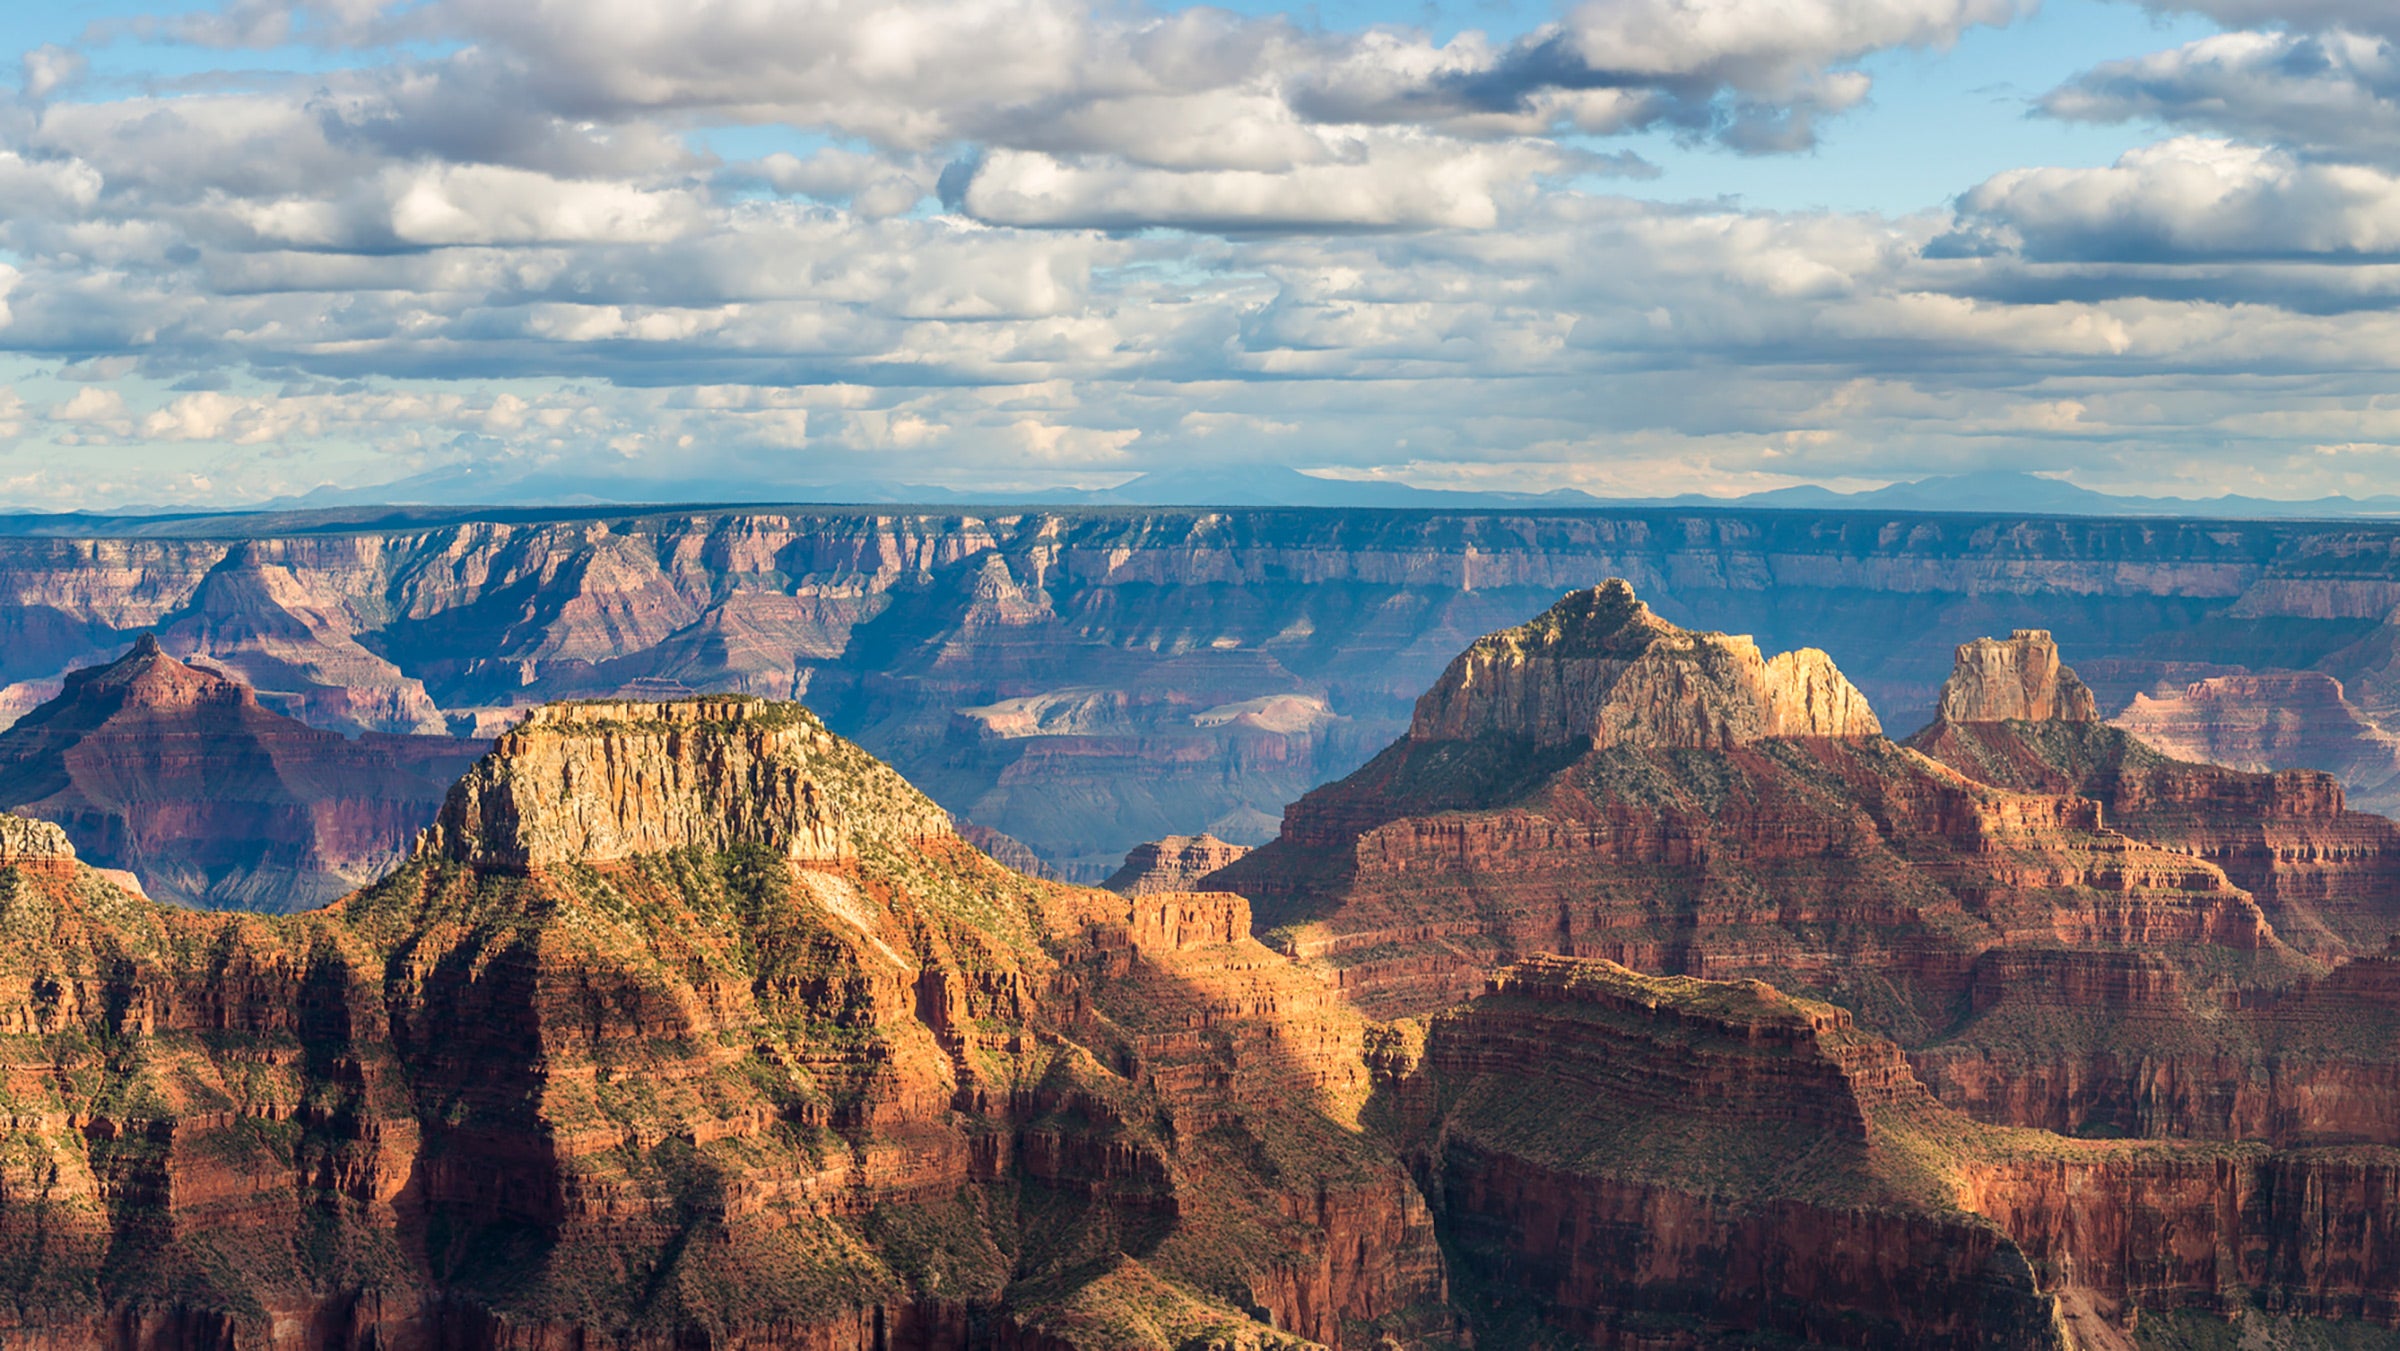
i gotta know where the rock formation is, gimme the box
[0,636,484,910]
[1103,833,1253,895]
[1209,583,2294,1030]
[1908,652,2400,962]
[1381,956,2400,1349]
[1939,629,2100,723]
[1407,579,1881,749]
[13,504,2400,875]
[0,698,1449,1350]
[2112,671,2400,816]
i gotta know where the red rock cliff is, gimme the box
[0,698,1449,1351]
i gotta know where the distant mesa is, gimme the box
[1936,629,2099,724]
[1408,578,1881,751]
[1104,832,1253,896]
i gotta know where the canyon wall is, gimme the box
[11,507,2400,878]
[0,699,1450,1350]
[1383,957,2400,1350]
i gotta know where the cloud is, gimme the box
[2135,1,2400,42]
[2045,29,2400,165]
[957,139,1565,231]
[13,0,2400,509]
[20,45,87,100]
[1940,138,2400,263]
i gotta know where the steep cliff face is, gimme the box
[0,636,483,911]
[0,699,1449,1350]
[1940,630,2100,724]
[2112,672,2400,816]
[1407,580,1880,749]
[1382,957,2400,1350]
[11,506,2400,879]
[1102,834,1253,896]
[1211,583,2292,1033]
[1908,655,2400,963]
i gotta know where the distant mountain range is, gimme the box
[10,466,2400,532]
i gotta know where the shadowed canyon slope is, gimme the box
[0,636,483,910]
[1379,957,2400,1350]
[0,697,1448,1350]
[17,506,2400,877]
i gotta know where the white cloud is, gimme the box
[20,45,87,99]
[2046,29,2400,165]
[1945,138,2400,262]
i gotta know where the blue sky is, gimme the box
[2,0,2399,507]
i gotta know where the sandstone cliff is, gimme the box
[1407,579,1880,750]
[1939,630,2100,723]
[2112,671,2400,816]
[1210,584,2295,1035]
[1909,646,2400,962]
[12,504,2400,878]
[0,698,1449,1351]
[0,636,483,911]
[1378,956,2400,1350]
[1102,833,1253,896]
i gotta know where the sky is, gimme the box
[2,0,2398,508]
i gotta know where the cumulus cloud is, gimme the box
[2136,1,2400,42]
[20,45,87,100]
[1940,138,2400,263]
[2046,29,2400,165]
[957,139,1565,231]
[12,0,2400,508]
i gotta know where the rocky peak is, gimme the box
[1936,630,2098,724]
[1103,832,1252,895]
[62,633,250,712]
[429,696,956,870]
[1408,579,1881,750]
[0,812,74,863]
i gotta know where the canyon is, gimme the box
[0,698,1449,1350]
[10,569,2400,1346]
[14,506,2400,881]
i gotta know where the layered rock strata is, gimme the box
[0,636,484,911]
[1939,630,2100,724]
[1210,583,2293,1034]
[17,505,2400,875]
[1381,957,2400,1350]
[1407,579,1880,749]
[1909,662,2400,962]
[1102,833,1253,896]
[0,697,1448,1350]
[2111,671,2400,816]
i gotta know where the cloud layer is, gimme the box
[3,0,2400,507]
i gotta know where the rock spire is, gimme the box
[1935,630,2098,724]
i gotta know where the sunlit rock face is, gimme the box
[0,635,481,910]
[1102,832,1253,896]
[1937,629,2099,725]
[427,698,952,870]
[1213,583,2287,1026]
[0,699,1449,1351]
[1407,579,1881,750]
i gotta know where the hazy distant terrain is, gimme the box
[11,503,2400,878]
